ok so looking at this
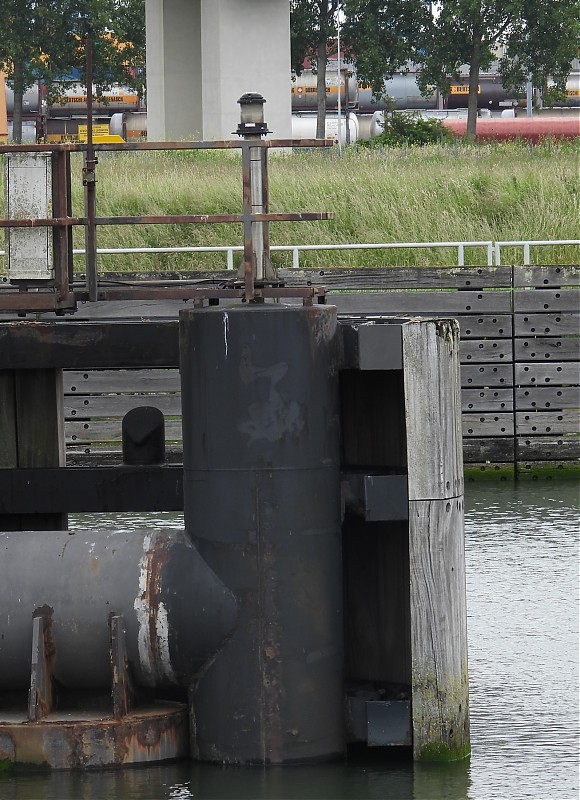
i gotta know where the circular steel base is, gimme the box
[0,702,188,769]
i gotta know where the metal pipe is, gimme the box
[0,528,238,690]
[83,33,98,302]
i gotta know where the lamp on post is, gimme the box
[235,93,275,300]
[236,92,270,138]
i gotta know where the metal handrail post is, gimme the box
[83,34,98,302]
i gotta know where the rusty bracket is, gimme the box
[109,612,133,719]
[28,608,56,721]
[190,284,328,308]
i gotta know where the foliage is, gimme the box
[417,0,580,138]
[0,0,145,91]
[359,112,455,146]
[342,0,431,98]
[0,0,145,141]
[3,141,577,271]
[499,0,580,106]
[290,1,342,138]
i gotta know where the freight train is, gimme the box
[2,65,579,143]
[3,80,141,142]
[293,65,580,113]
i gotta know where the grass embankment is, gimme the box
[0,140,578,272]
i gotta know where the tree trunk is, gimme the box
[316,37,327,139]
[466,42,480,140]
[12,61,23,144]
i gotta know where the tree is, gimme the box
[49,0,146,99]
[499,0,580,108]
[0,0,57,142]
[291,1,342,139]
[342,0,431,99]
[0,0,145,142]
[417,0,580,139]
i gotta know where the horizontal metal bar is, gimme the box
[0,212,334,229]
[0,218,83,228]
[0,293,76,312]
[0,138,334,154]
[496,239,580,247]
[0,466,412,515]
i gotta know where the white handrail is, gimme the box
[494,240,580,266]
[1,239,579,269]
[0,241,494,268]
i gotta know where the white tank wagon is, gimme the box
[292,111,359,144]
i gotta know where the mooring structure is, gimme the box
[0,97,469,768]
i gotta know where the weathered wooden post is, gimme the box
[340,317,469,761]
[403,319,469,761]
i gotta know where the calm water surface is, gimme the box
[1,481,578,800]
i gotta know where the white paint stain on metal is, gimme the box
[134,533,155,685]
[133,534,177,685]
[223,312,229,358]
[155,601,177,683]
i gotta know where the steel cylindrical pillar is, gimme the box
[180,304,343,764]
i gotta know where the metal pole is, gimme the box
[336,15,342,155]
[250,140,265,281]
[83,33,98,302]
[236,93,275,299]
[526,73,533,117]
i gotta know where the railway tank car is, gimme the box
[442,115,580,143]
[291,70,358,111]
[3,81,140,141]
[47,83,140,117]
[294,67,580,114]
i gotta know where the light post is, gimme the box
[235,93,275,300]
[336,13,342,154]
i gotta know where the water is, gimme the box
[1,481,578,800]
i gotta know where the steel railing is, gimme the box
[1,239,579,269]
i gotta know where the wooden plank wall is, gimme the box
[63,265,579,474]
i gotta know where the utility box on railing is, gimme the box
[5,152,53,281]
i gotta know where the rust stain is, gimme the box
[0,705,188,769]
[143,535,172,683]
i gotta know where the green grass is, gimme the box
[0,140,578,272]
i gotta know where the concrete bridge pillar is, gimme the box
[145,0,292,140]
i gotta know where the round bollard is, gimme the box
[180,304,344,765]
[122,406,166,465]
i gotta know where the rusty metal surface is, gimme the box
[0,292,76,312]
[52,284,328,305]
[0,529,237,691]
[109,614,132,719]
[0,703,188,768]
[27,611,56,722]
[0,135,334,314]
[0,211,332,228]
[0,138,334,154]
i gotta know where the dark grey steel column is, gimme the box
[180,304,343,764]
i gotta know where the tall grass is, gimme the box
[1,140,578,272]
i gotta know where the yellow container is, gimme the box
[0,72,8,143]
